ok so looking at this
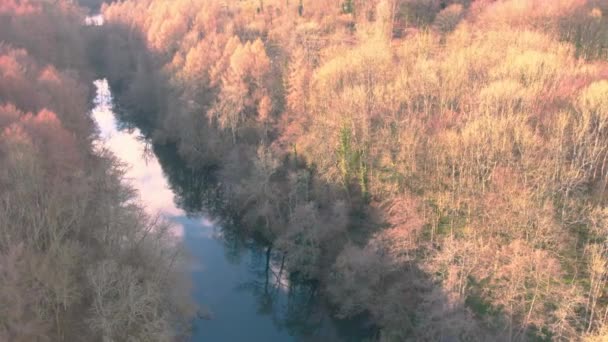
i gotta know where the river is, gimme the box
[90,79,371,341]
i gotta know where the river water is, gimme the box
[90,79,369,341]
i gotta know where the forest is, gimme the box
[0,1,194,341]
[2,0,608,341]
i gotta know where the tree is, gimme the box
[208,38,271,142]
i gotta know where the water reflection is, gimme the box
[91,79,370,341]
[92,79,182,220]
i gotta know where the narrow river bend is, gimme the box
[90,80,369,341]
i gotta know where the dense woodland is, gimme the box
[1,0,608,341]
[0,1,194,341]
[95,0,608,340]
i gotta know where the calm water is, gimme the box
[91,79,369,342]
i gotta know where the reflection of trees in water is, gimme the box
[218,225,249,265]
[151,142,223,216]
[229,240,375,341]
[235,245,331,339]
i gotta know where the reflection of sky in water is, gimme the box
[92,79,185,236]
